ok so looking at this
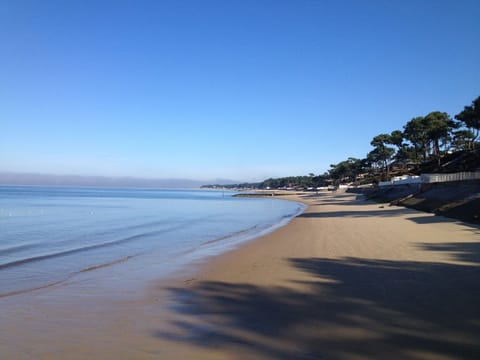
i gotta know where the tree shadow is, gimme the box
[306,192,408,209]
[463,227,480,235]
[406,215,480,235]
[311,199,369,206]
[156,256,480,359]
[406,214,460,225]
[417,241,480,265]
[298,207,413,218]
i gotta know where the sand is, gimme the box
[1,192,480,359]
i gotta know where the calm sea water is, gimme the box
[0,186,304,297]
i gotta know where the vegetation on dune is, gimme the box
[203,96,480,190]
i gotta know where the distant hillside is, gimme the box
[0,172,237,189]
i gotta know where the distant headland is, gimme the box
[0,172,237,189]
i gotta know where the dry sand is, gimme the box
[1,192,480,359]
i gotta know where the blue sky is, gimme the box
[1,0,479,182]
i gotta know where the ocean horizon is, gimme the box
[0,186,305,297]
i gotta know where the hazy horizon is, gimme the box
[0,171,245,188]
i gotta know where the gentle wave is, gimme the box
[0,232,155,270]
[92,217,200,236]
[199,203,306,249]
[0,255,136,298]
[0,217,208,270]
[200,225,258,246]
[0,277,69,299]
[79,255,136,273]
[0,242,42,257]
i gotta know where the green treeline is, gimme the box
[335,95,480,183]
[203,96,480,190]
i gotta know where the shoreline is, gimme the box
[0,189,304,299]
[154,192,480,359]
[1,192,480,359]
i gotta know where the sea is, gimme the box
[0,186,305,298]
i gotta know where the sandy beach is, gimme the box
[1,192,480,359]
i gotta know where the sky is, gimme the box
[1,0,479,182]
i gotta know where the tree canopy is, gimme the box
[203,95,480,189]
[455,96,480,148]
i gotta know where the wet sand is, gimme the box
[1,192,480,359]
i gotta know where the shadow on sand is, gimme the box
[417,241,480,264]
[302,193,367,207]
[298,207,414,219]
[298,208,480,237]
[407,215,480,235]
[156,245,480,359]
